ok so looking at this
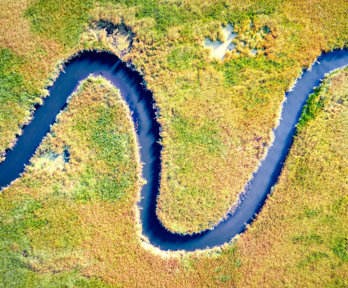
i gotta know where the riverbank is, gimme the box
[1,68,346,287]
[1,0,347,235]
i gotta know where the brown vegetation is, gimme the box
[0,0,347,234]
[0,1,347,286]
[1,68,346,288]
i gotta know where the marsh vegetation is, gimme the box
[0,0,347,286]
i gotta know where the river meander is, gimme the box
[0,49,347,251]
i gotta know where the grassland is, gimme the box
[1,68,346,288]
[0,77,242,287]
[0,0,347,286]
[236,68,348,287]
[0,0,347,234]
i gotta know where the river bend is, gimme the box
[0,50,347,251]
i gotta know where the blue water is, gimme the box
[0,50,347,251]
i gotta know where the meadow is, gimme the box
[0,0,347,286]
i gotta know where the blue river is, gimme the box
[0,49,347,251]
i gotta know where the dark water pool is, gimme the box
[0,50,347,251]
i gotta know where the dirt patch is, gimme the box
[93,19,135,56]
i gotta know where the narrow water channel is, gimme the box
[0,50,347,251]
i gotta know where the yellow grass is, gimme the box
[0,1,347,286]
[1,0,347,234]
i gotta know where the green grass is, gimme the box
[0,3,347,287]
[72,106,135,202]
[0,77,138,287]
[18,0,347,235]
[0,48,39,155]
[298,86,327,129]
[0,49,29,103]
[25,0,94,48]
[223,56,286,86]
[24,0,284,45]
[235,68,348,287]
[0,195,111,288]
[1,0,345,234]
[167,46,202,71]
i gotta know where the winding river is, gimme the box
[0,50,347,251]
